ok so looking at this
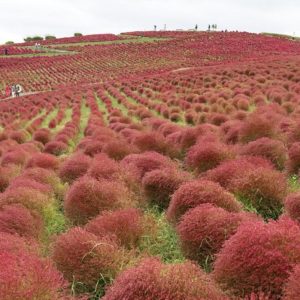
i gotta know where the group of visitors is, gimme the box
[5,84,23,97]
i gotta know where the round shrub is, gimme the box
[177,204,258,265]
[7,177,52,196]
[85,208,146,249]
[0,187,51,216]
[26,153,59,170]
[32,128,52,144]
[121,151,175,181]
[239,114,280,143]
[239,137,287,170]
[44,141,68,155]
[167,180,241,224]
[0,165,20,192]
[87,154,120,181]
[0,204,43,239]
[204,156,274,189]
[142,168,190,209]
[284,264,300,300]
[103,258,225,300]
[52,227,127,291]
[284,192,300,223]
[64,176,125,225]
[0,252,69,300]
[59,153,91,184]
[0,231,38,254]
[102,140,138,161]
[21,167,64,199]
[185,142,234,173]
[231,167,287,219]
[213,217,300,298]
[286,142,300,174]
[1,149,29,167]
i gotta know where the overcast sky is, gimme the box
[0,0,299,44]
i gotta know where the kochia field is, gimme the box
[0,31,300,300]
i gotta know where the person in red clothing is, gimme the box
[5,85,11,97]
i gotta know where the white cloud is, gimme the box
[0,0,299,43]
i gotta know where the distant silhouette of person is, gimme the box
[208,25,211,31]
[4,48,8,55]
[195,24,198,31]
[154,25,157,31]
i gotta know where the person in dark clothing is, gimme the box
[195,24,198,31]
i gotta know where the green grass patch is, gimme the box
[94,93,109,124]
[138,206,185,264]
[41,108,59,128]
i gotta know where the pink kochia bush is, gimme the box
[284,264,300,300]
[176,204,258,265]
[204,156,274,189]
[142,168,191,209]
[239,137,287,170]
[85,208,148,249]
[231,167,287,219]
[120,151,175,181]
[286,142,300,174]
[284,192,300,223]
[0,251,70,300]
[64,176,125,225]
[213,217,300,298]
[103,258,225,300]
[52,227,127,291]
[167,180,241,224]
[0,204,43,239]
[185,141,234,173]
[59,153,92,184]
[26,153,60,170]
[87,153,120,181]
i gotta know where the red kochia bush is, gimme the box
[185,141,234,173]
[1,149,29,167]
[59,153,92,183]
[121,151,175,181]
[142,168,190,209]
[102,140,138,160]
[204,156,274,189]
[85,208,145,249]
[0,252,69,300]
[0,204,43,239]
[239,137,287,170]
[64,176,124,225]
[103,258,225,300]
[284,264,300,300]
[177,204,258,265]
[32,128,52,144]
[44,141,68,155]
[284,192,300,223]
[0,165,20,192]
[52,227,125,290]
[87,153,120,180]
[0,187,50,216]
[26,153,59,170]
[133,132,177,157]
[231,167,287,219]
[213,217,300,298]
[7,177,52,195]
[0,232,38,255]
[239,114,280,143]
[286,142,300,174]
[167,180,241,224]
